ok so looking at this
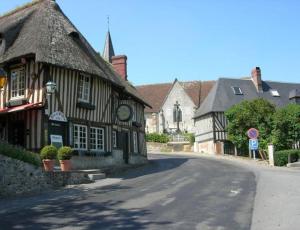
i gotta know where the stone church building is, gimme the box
[137,79,214,134]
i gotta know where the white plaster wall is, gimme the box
[194,115,214,142]
[161,81,196,133]
[197,140,215,154]
[145,113,158,133]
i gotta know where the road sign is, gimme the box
[249,139,259,150]
[247,128,259,139]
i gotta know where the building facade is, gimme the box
[137,79,215,134]
[194,67,300,155]
[0,0,149,166]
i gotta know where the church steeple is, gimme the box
[102,30,115,63]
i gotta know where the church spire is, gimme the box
[103,31,115,63]
[102,17,115,63]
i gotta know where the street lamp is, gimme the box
[45,81,56,116]
[46,81,56,95]
[0,68,7,89]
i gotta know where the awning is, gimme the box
[0,102,43,114]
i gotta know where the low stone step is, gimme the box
[79,169,103,174]
[88,173,106,181]
[287,162,300,168]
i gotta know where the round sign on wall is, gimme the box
[116,104,132,122]
[247,128,259,139]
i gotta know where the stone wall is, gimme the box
[71,150,148,170]
[0,155,90,198]
[147,142,193,152]
[71,150,124,170]
[195,140,215,154]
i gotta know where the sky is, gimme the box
[1,0,300,85]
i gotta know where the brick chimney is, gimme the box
[112,55,127,81]
[251,67,262,92]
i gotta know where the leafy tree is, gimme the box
[225,98,275,151]
[272,103,300,150]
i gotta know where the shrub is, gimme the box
[40,145,57,160]
[274,149,300,166]
[146,133,169,143]
[57,146,73,160]
[183,133,195,144]
[0,141,41,166]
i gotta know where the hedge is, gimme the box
[274,149,300,166]
[0,141,41,167]
[146,133,169,143]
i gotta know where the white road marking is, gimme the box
[161,197,176,206]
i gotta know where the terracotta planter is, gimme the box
[42,159,55,171]
[59,160,72,171]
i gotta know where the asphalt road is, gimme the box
[0,154,256,230]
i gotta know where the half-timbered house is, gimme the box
[0,0,150,168]
[194,67,300,155]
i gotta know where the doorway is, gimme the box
[122,132,129,164]
[48,121,68,146]
[8,121,25,147]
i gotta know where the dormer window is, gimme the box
[232,86,243,95]
[69,31,79,39]
[270,89,280,97]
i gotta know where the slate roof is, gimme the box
[136,80,215,113]
[194,77,300,118]
[179,81,215,107]
[102,31,115,63]
[0,0,149,106]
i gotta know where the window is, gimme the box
[133,131,138,153]
[112,131,117,148]
[90,127,104,151]
[270,89,280,97]
[11,66,25,99]
[73,124,87,150]
[231,86,243,95]
[78,73,90,102]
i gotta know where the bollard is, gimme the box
[268,144,274,166]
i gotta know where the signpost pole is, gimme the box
[247,128,259,160]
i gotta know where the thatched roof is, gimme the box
[0,0,149,106]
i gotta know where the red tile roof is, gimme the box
[136,80,215,113]
[136,83,173,113]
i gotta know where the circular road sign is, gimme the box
[247,128,259,139]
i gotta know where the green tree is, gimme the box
[272,103,300,150]
[225,98,275,151]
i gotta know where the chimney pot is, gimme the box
[251,67,262,92]
[112,55,127,81]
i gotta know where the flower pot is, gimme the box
[42,159,55,171]
[59,160,72,171]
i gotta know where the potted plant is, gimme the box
[57,146,73,171]
[40,145,58,171]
